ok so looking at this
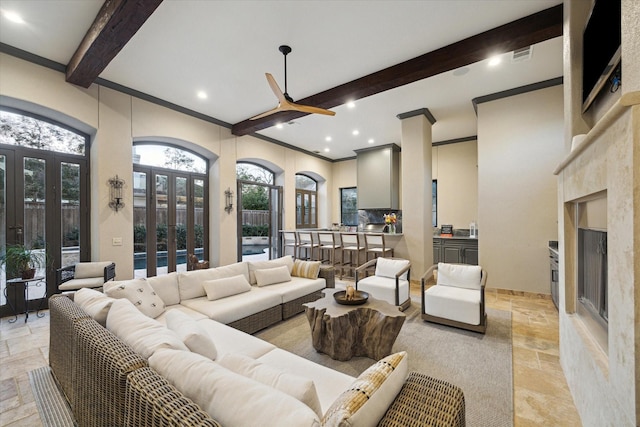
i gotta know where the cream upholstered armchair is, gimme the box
[355,257,411,311]
[421,263,487,333]
[56,261,116,292]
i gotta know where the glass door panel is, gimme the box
[176,176,187,272]
[155,174,169,275]
[60,162,81,268]
[270,187,282,259]
[23,157,47,302]
[193,178,205,262]
[0,152,10,308]
[133,171,148,278]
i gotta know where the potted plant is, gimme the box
[0,244,50,279]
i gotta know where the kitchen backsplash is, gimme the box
[358,209,402,233]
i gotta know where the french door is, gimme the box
[1,146,88,317]
[133,165,208,278]
[236,180,282,262]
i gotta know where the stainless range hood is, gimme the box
[355,143,400,210]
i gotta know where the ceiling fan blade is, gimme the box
[265,73,287,103]
[289,103,336,116]
[249,106,283,120]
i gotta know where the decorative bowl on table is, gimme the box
[333,290,369,305]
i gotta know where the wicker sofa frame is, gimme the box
[49,292,466,427]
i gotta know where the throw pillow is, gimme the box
[146,272,180,306]
[149,349,321,427]
[291,259,321,279]
[437,262,482,290]
[104,278,166,319]
[322,351,408,427]
[218,353,322,417]
[106,299,188,359]
[74,288,116,326]
[375,258,410,280]
[248,256,294,285]
[254,265,292,287]
[165,309,217,360]
[177,269,217,300]
[202,274,252,301]
[73,261,112,279]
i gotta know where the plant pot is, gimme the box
[21,268,36,280]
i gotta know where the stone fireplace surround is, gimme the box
[555,91,639,425]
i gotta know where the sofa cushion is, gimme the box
[255,265,292,287]
[322,351,408,427]
[180,288,282,325]
[195,318,276,359]
[292,259,321,279]
[106,299,188,359]
[147,272,180,306]
[203,274,251,301]
[248,256,294,285]
[155,305,209,323]
[178,262,250,300]
[74,288,115,326]
[73,261,111,279]
[177,269,219,300]
[437,262,482,290]
[218,353,322,417]
[58,277,106,291]
[257,348,355,415]
[149,349,321,427]
[104,278,166,319]
[424,285,482,325]
[375,258,410,280]
[356,275,410,307]
[257,276,325,304]
[165,309,217,360]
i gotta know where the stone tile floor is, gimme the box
[0,285,582,426]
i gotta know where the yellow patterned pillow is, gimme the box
[291,259,321,279]
[322,351,408,427]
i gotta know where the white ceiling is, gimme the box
[0,0,563,160]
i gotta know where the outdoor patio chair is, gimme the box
[355,257,411,311]
[56,261,116,293]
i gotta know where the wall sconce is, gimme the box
[108,175,125,212]
[224,187,234,214]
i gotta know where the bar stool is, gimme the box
[282,231,299,259]
[318,232,342,269]
[297,231,320,260]
[364,233,394,262]
[340,233,364,279]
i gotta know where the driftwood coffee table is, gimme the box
[303,288,406,361]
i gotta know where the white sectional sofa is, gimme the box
[103,256,331,334]
[49,269,467,427]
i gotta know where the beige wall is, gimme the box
[432,140,478,229]
[0,54,334,278]
[477,85,564,294]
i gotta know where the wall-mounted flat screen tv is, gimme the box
[582,0,621,112]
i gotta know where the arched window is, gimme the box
[296,174,317,229]
[1,107,89,311]
[133,143,208,277]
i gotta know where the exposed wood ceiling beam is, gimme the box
[232,4,562,137]
[66,0,163,88]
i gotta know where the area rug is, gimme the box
[256,298,513,427]
[28,366,76,427]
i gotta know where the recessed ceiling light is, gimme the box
[2,10,25,24]
[196,91,207,99]
[347,101,356,108]
[276,123,283,129]
[352,130,359,136]
[325,136,332,142]
[368,139,374,144]
[488,55,502,67]
[324,148,330,153]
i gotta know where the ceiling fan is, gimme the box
[250,45,336,120]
